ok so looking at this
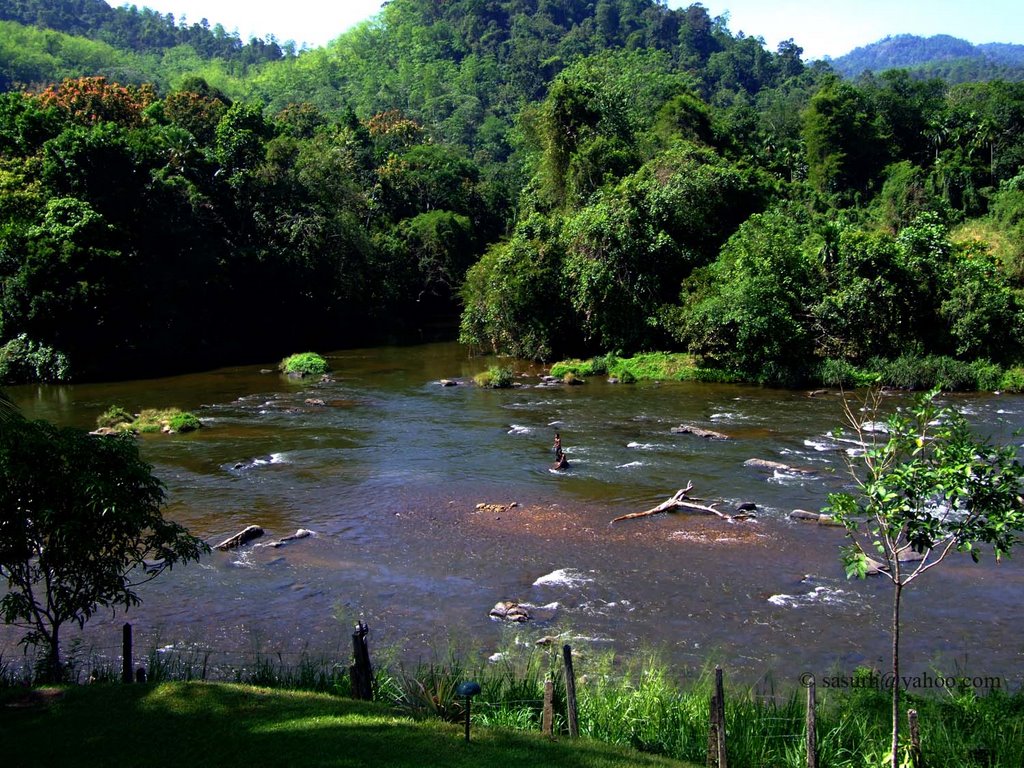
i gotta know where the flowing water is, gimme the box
[5,342,1024,686]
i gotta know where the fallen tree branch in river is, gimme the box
[611,483,756,524]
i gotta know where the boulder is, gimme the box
[439,379,458,387]
[489,601,531,622]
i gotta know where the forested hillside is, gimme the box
[1,0,1024,388]
[831,34,1024,82]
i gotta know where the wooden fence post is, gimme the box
[707,666,728,768]
[349,620,373,700]
[563,645,579,738]
[908,708,922,768]
[707,689,719,768]
[122,623,133,684]
[542,678,554,737]
[806,676,818,768]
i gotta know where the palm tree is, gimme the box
[0,388,21,423]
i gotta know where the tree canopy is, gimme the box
[0,418,208,680]
[1,0,1024,389]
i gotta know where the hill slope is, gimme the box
[830,33,1024,81]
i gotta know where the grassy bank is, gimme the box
[549,352,1024,392]
[5,645,1023,767]
[0,681,695,768]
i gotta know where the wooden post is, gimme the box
[563,645,579,738]
[714,666,728,768]
[908,708,922,768]
[349,621,373,700]
[122,623,133,684]
[542,678,554,737]
[806,676,818,768]
[707,690,720,768]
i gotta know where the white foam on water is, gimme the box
[767,585,863,609]
[507,424,532,435]
[804,439,835,452]
[626,441,658,450]
[617,461,644,468]
[533,569,593,588]
[768,470,810,485]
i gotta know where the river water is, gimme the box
[5,342,1024,687]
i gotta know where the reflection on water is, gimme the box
[6,342,1024,685]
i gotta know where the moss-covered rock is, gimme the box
[279,352,330,377]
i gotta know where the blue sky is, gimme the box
[105,1,1024,59]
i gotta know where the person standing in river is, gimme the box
[551,432,568,469]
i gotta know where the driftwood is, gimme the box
[264,528,315,549]
[744,458,816,475]
[670,424,731,440]
[214,525,264,551]
[611,483,756,524]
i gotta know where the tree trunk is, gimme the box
[890,582,903,768]
[45,623,63,683]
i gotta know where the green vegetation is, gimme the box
[279,352,331,377]
[0,681,695,768]
[0,418,207,681]
[473,365,515,389]
[826,390,1024,768]
[3,649,1024,768]
[96,407,202,433]
[0,334,70,385]
[96,404,133,429]
[1,0,1024,387]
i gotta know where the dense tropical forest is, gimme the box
[1,0,1024,386]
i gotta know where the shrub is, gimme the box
[97,405,134,429]
[1001,366,1024,392]
[0,334,70,385]
[549,360,585,378]
[816,358,859,388]
[474,366,514,388]
[168,412,201,433]
[617,369,637,384]
[971,360,1004,392]
[279,352,330,376]
[132,408,201,433]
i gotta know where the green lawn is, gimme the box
[0,682,699,768]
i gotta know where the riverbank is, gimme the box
[3,651,1022,767]
[0,681,695,768]
[549,351,1024,392]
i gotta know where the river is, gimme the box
[5,342,1024,688]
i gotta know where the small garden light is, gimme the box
[455,680,481,742]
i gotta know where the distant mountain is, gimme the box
[829,34,1024,82]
